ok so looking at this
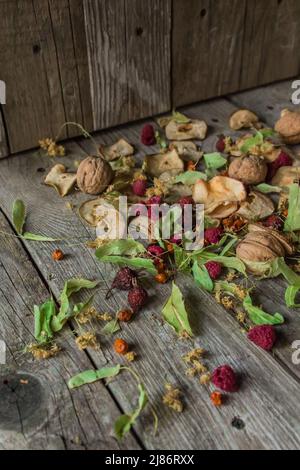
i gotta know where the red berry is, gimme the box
[147,245,165,258]
[204,227,223,245]
[146,195,162,206]
[212,365,238,392]
[128,286,148,313]
[169,235,182,244]
[216,135,225,152]
[112,267,137,291]
[178,196,194,208]
[132,179,147,196]
[267,151,293,181]
[141,124,156,146]
[205,261,222,280]
[247,325,276,351]
[263,214,283,231]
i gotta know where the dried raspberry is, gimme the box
[263,214,283,230]
[247,325,276,351]
[128,286,148,313]
[169,235,182,244]
[204,227,223,245]
[147,244,165,258]
[267,151,293,181]
[212,365,238,392]
[216,135,225,153]
[132,179,147,196]
[141,124,156,146]
[146,195,162,206]
[178,196,194,208]
[112,267,137,291]
[205,261,222,280]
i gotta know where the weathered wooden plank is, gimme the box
[0,0,67,153]
[172,0,300,107]
[0,212,139,450]
[172,0,247,106]
[0,108,8,158]
[1,121,300,448]
[83,0,171,129]
[239,0,300,90]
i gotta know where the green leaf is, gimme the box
[95,239,146,258]
[204,153,227,170]
[34,299,56,343]
[155,131,168,150]
[68,365,121,389]
[243,294,284,325]
[240,129,277,154]
[174,171,207,185]
[162,282,193,336]
[52,278,99,332]
[284,183,300,232]
[101,318,120,336]
[192,261,214,292]
[255,183,282,194]
[172,110,191,124]
[23,232,58,242]
[12,199,26,235]
[285,285,300,308]
[114,383,149,440]
[114,415,133,440]
[173,244,191,273]
[97,255,157,275]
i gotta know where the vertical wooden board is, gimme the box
[0,0,67,153]
[83,0,171,130]
[68,0,94,132]
[0,109,8,158]
[124,0,171,118]
[240,0,300,90]
[172,0,247,106]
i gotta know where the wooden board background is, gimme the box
[0,0,300,154]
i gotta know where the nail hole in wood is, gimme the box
[32,44,41,54]
[200,9,207,17]
[135,27,143,36]
[212,118,219,123]
[267,106,274,110]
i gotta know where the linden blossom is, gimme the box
[105,455,140,467]
[95,196,204,250]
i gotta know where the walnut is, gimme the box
[76,156,114,195]
[228,155,267,185]
[229,109,259,130]
[236,223,294,274]
[275,109,300,144]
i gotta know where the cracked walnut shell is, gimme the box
[77,156,114,195]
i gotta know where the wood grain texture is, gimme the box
[0,212,139,450]
[239,0,300,90]
[1,108,300,448]
[172,0,300,107]
[0,108,8,158]
[83,0,171,129]
[172,0,247,106]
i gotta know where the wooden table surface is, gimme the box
[0,79,300,450]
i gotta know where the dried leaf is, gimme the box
[162,282,193,336]
[243,294,284,325]
[12,199,25,235]
[95,239,145,258]
[101,318,120,336]
[284,183,300,232]
[174,171,207,185]
[114,383,148,440]
[192,261,214,292]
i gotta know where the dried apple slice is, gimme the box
[165,119,207,141]
[169,141,203,162]
[99,138,134,161]
[237,191,274,221]
[144,149,184,177]
[44,164,77,197]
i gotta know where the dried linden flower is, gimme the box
[27,343,61,360]
[221,296,234,310]
[75,332,99,350]
[125,351,137,362]
[236,310,246,323]
[39,138,65,157]
[199,372,211,385]
[162,384,183,413]
[96,312,113,321]
[182,348,205,363]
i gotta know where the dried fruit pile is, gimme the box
[28,107,300,437]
